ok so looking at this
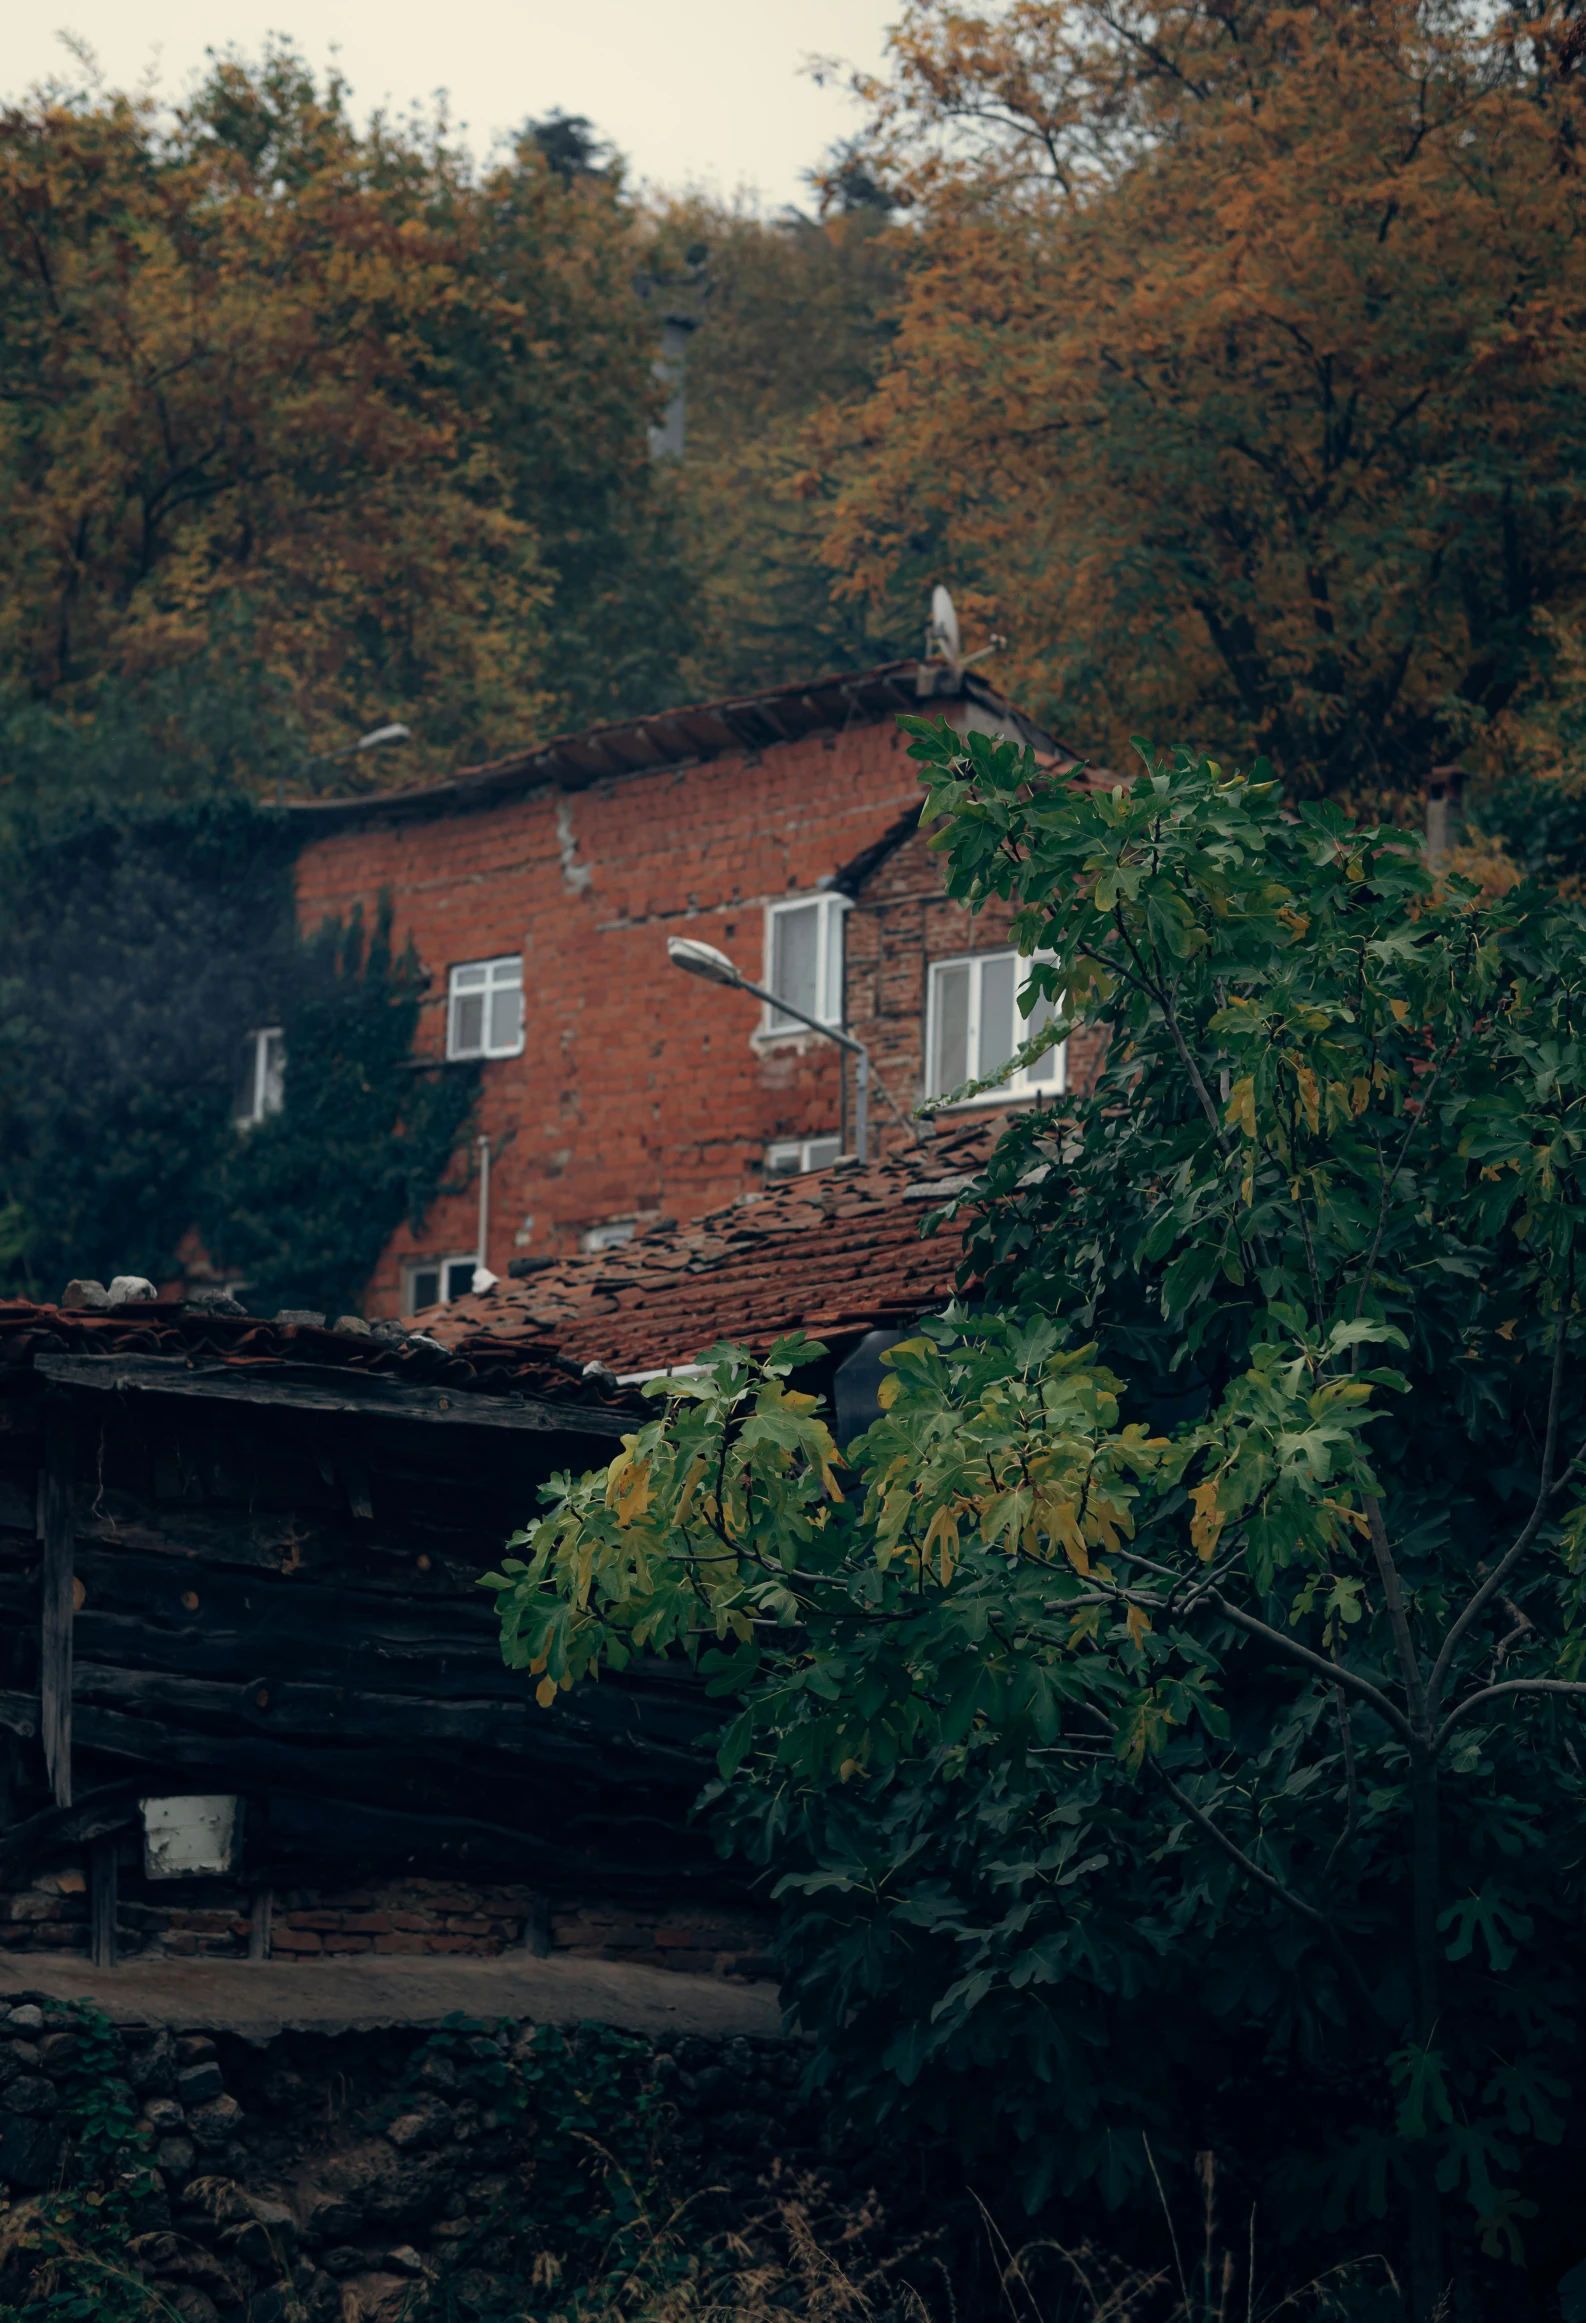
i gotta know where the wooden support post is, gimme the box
[249,1887,273,1962]
[37,1406,75,1810]
[523,1894,552,1957]
[89,1837,117,1969]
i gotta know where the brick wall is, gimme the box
[293,722,924,1313]
[846,824,1109,1125]
[292,719,1105,1317]
[0,1863,773,1980]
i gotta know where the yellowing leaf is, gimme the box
[1189,1478,1225,1560]
[1226,1075,1257,1137]
[1126,1604,1152,1649]
[1389,998,1411,1024]
[535,1676,557,1709]
[674,1454,709,1524]
[923,1504,960,1585]
[877,1376,901,1410]
[1351,1076,1371,1116]
[1038,1493,1090,1573]
[1294,1063,1320,1134]
[604,1446,653,1524]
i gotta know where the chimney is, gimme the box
[1425,766,1464,867]
[647,313,696,460]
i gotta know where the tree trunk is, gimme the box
[1408,1746,1444,2322]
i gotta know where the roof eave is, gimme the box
[280,660,1065,835]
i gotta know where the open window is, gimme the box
[926,952,1064,1105]
[234,1028,285,1128]
[447,956,524,1060]
[404,1255,479,1312]
[762,894,847,1035]
[765,1134,843,1182]
[583,1219,637,1253]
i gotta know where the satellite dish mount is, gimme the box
[917,586,1004,697]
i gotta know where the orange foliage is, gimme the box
[819,0,1586,798]
[0,51,672,773]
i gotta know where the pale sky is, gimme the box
[7,1,901,212]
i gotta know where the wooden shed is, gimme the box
[0,1129,984,2000]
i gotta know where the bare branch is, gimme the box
[1156,1767,1382,2021]
[1364,1497,1427,1732]
[1323,1645,1361,1882]
[1436,1677,1586,1752]
[1206,1589,1414,1741]
[1429,1313,1573,1709]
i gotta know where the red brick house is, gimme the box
[286,657,1095,1319]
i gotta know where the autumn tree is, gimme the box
[0,47,690,776]
[815,0,1586,803]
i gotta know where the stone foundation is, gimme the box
[0,1864,773,1978]
[0,1992,827,2323]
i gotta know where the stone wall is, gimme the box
[0,1992,821,2323]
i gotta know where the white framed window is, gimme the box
[926,952,1065,1105]
[234,1028,285,1128]
[404,1255,480,1312]
[448,956,524,1060]
[762,894,847,1036]
[583,1219,637,1253]
[766,1134,843,1182]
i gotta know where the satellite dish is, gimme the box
[930,585,961,666]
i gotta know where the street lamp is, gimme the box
[667,936,870,1163]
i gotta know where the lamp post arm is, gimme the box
[732,978,863,1055]
[731,978,870,1162]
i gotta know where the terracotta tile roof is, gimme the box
[0,1124,995,1404]
[281,661,1076,833]
[426,1122,998,1377]
[0,1301,628,1413]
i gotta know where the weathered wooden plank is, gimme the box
[0,1782,142,1876]
[0,1559,716,1754]
[74,1500,518,1593]
[69,1663,712,1770]
[63,1710,721,1888]
[0,1475,33,1532]
[38,1406,73,1807]
[89,1836,117,1969]
[249,1888,272,1961]
[34,1353,630,1439]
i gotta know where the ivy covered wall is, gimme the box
[0,788,476,1315]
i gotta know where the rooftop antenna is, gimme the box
[926,584,962,673]
[917,586,1005,698]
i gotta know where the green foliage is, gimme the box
[0,2003,169,2323]
[0,779,298,1298]
[0,668,474,1307]
[490,725,1586,2307]
[200,899,478,1318]
[404,2017,682,2322]
[647,198,917,700]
